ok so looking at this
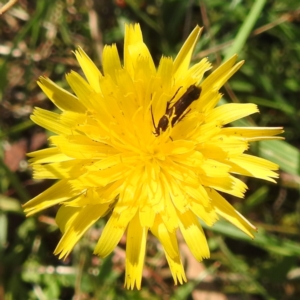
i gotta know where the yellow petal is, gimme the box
[31,108,73,135]
[221,127,284,141]
[125,213,147,290]
[208,188,256,238]
[27,147,72,164]
[74,47,103,93]
[124,23,155,76]
[205,103,259,125]
[23,180,79,216]
[139,205,155,228]
[49,135,117,159]
[38,76,86,112]
[164,251,187,285]
[201,55,239,92]
[173,25,202,76]
[189,200,219,226]
[124,24,144,72]
[178,210,210,261]
[54,204,108,259]
[151,216,178,260]
[32,159,91,180]
[94,212,127,257]
[202,174,247,198]
[65,71,95,109]
[102,44,122,79]
[229,154,279,182]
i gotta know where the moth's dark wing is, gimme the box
[169,85,202,126]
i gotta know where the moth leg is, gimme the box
[173,108,191,126]
[166,86,182,110]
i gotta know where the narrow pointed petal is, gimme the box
[102,44,122,79]
[205,103,259,125]
[74,47,103,93]
[38,76,86,112]
[165,251,187,285]
[178,210,210,261]
[94,212,127,257]
[151,217,179,260]
[173,25,202,76]
[125,213,147,290]
[54,204,108,259]
[208,189,257,238]
[31,108,73,135]
[229,154,279,182]
[65,71,95,109]
[23,180,78,216]
[27,147,73,164]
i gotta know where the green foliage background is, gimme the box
[0,0,300,299]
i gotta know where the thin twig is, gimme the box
[0,0,18,14]
[193,8,300,59]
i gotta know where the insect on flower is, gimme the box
[152,84,201,136]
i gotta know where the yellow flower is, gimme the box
[23,24,283,289]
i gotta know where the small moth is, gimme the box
[152,84,201,136]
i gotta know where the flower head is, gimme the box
[23,24,283,289]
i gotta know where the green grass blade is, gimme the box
[258,140,300,176]
[224,0,267,60]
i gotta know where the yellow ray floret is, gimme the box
[125,213,148,290]
[54,204,108,259]
[37,76,86,112]
[73,47,102,93]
